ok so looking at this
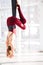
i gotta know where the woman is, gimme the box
[6,1,26,58]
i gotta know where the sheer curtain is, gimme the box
[0,0,43,64]
[0,0,12,53]
[0,0,40,54]
[0,0,41,61]
[17,0,40,53]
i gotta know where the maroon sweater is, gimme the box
[7,5,26,30]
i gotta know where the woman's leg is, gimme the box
[13,4,26,30]
[13,18,26,30]
[17,4,26,24]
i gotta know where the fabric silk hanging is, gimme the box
[11,0,16,28]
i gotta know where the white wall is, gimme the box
[39,1,43,51]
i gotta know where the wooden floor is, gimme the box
[0,40,43,65]
[0,52,43,65]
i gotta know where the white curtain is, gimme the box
[0,0,41,58]
[19,0,40,52]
